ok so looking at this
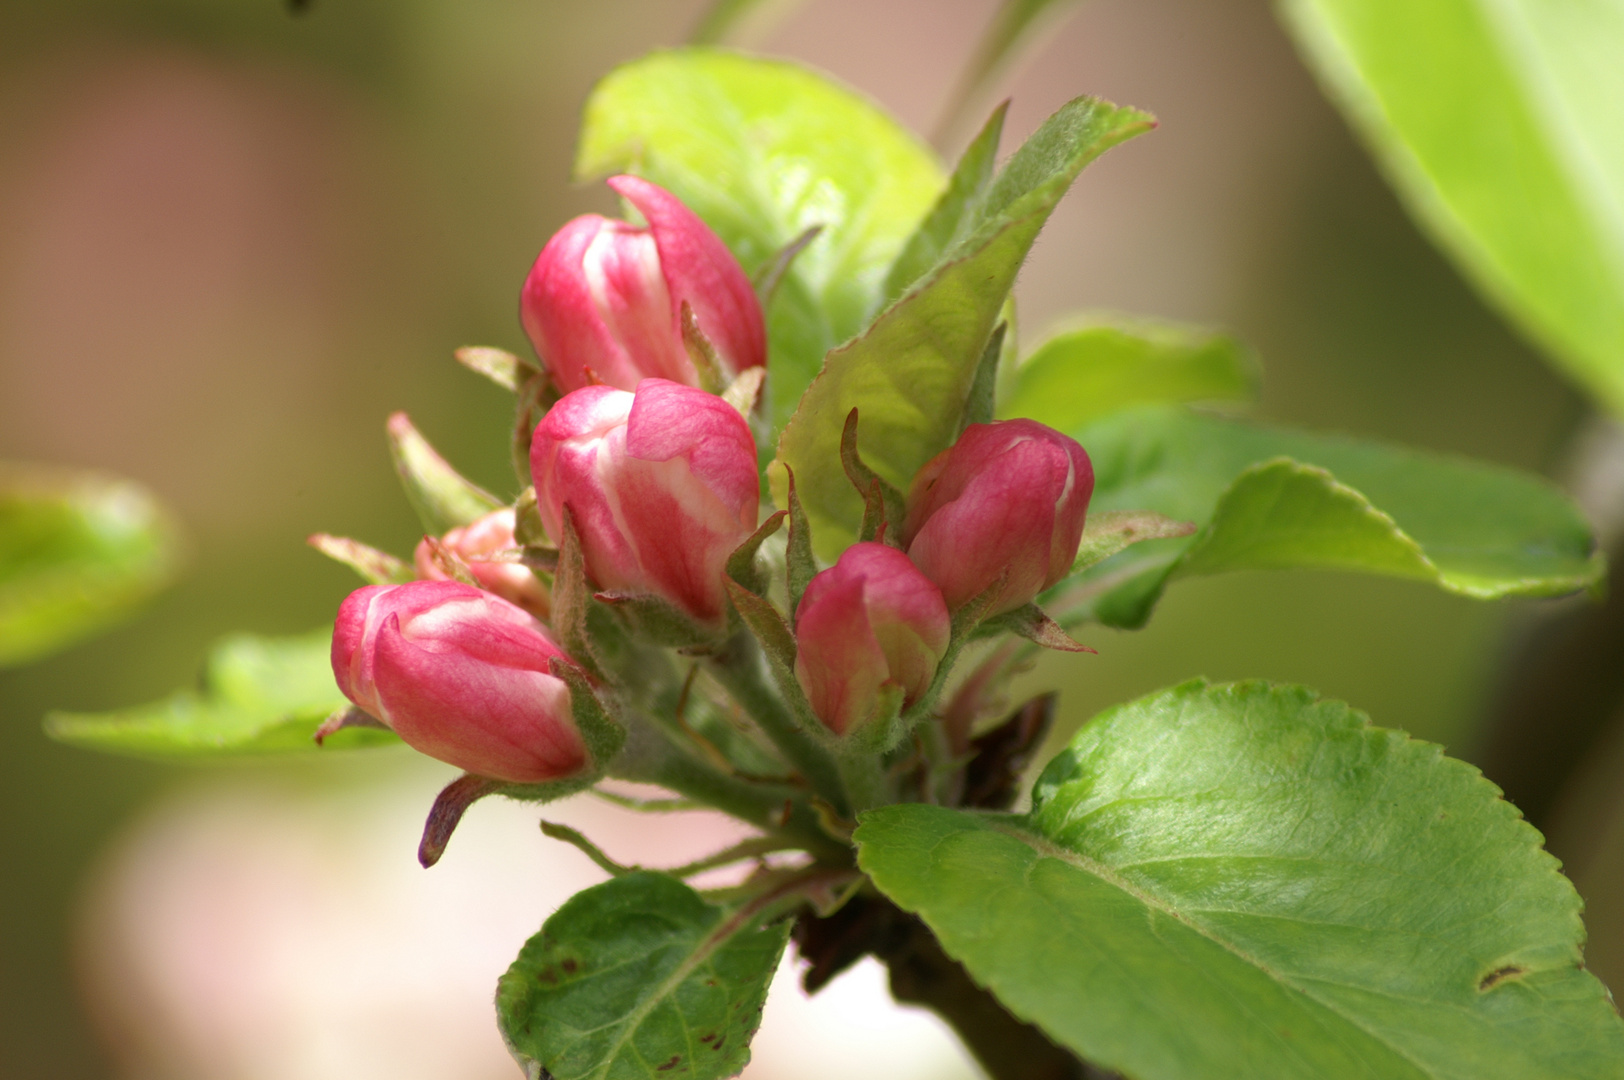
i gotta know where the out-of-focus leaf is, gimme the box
[938,0,1088,143]
[577,49,945,430]
[775,96,1153,559]
[0,464,180,667]
[997,318,1259,430]
[45,628,396,757]
[858,680,1624,1080]
[688,0,806,45]
[1281,0,1624,417]
[1037,406,1600,628]
[498,871,789,1080]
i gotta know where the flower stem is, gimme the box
[836,751,891,815]
[705,635,849,813]
[611,717,845,860]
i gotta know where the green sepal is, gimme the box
[551,509,606,680]
[840,681,908,757]
[959,320,1008,436]
[511,371,560,489]
[386,412,503,534]
[681,301,727,395]
[839,409,907,540]
[753,224,823,309]
[978,602,1095,653]
[726,510,787,598]
[1070,509,1196,574]
[882,100,1009,304]
[512,487,551,547]
[306,533,415,585]
[595,590,724,649]
[454,345,535,394]
[784,470,817,622]
[721,578,799,688]
[549,656,627,769]
[900,577,1005,727]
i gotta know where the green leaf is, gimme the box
[882,101,1009,305]
[775,96,1154,560]
[1036,406,1600,628]
[998,317,1260,430]
[858,680,1624,1080]
[577,49,946,430]
[45,627,397,757]
[0,464,180,667]
[1280,0,1624,417]
[497,871,790,1080]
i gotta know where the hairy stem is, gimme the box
[705,635,848,811]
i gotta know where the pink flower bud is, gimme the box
[413,508,550,620]
[903,419,1094,615]
[530,378,759,629]
[520,174,765,394]
[793,543,951,737]
[332,580,586,783]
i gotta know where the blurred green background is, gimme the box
[0,0,1599,1075]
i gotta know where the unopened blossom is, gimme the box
[332,580,585,783]
[529,378,758,630]
[520,174,765,393]
[413,507,549,620]
[793,543,951,737]
[903,419,1093,615]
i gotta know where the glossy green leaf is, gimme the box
[45,627,396,757]
[498,871,789,1080]
[1034,406,1600,628]
[0,464,180,667]
[577,49,945,430]
[1281,0,1624,417]
[775,96,1154,559]
[997,317,1259,430]
[858,680,1624,1080]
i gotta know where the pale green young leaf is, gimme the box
[45,627,397,757]
[1034,406,1599,628]
[577,50,945,430]
[1281,0,1624,417]
[497,871,789,1080]
[775,96,1153,560]
[0,464,181,667]
[997,317,1259,430]
[858,680,1624,1080]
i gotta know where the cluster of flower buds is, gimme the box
[320,174,1095,826]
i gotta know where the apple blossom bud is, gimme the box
[332,580,586,783]
[413,507,550,620]
[530,378,759,630]
[793,543,951,737]
[903,419,1094,615]
[521,174,765,394]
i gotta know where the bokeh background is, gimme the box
[0,0,1608,1077]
